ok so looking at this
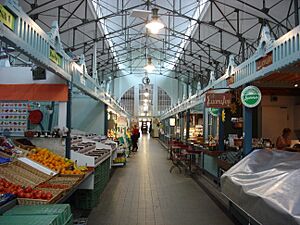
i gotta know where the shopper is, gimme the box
[131,125,140,152]
[276,128,292,150]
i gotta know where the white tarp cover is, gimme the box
[221,149,300,225]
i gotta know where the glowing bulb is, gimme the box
[143,105,148,112]
[294,84,298,87]
[144,63,155,72]
[146,8,164,34]
[146,20,164,34]
[144,92,149,97]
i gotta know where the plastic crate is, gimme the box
[4,204,72,225]
[74,189,101,209]
[0,215,58,225]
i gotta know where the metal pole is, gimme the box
[186,109,190,142]
[295,0,299,26]
[65,81,72,159]
[203,105,209,142]
[218,109,224,151]
[47,101,55,131]
[104,104,108,135]
[243,105,252,156]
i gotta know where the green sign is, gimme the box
[49,47,62,66]
[241,86,262,108]
[209,108,219,117]
[0,4,15,30]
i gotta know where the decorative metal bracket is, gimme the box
[256,25,274,55]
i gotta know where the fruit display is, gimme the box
[0,161,51,187]
[113,157,126,163]
[27,147,84,175]
[37,183,69,190]
[0,178,52,200]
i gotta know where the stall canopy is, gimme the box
[221,149,300,225]
[0,84,68,101]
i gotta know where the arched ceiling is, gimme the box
[19,0,299,87]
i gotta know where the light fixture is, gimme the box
[146,8,164,34]
[143,99,149,103]
[143,105,149,112]
[294,83,298,88]
[144,57,155,72]
[144,89,150,97]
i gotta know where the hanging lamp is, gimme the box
[144,57,155,73]
[146,8,164,34]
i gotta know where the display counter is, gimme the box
[221,149,300,225]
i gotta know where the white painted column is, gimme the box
[58,102,67,129]
[134,84,139,116]
[153,83,158,116]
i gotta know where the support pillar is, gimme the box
[186,109,190,142]
[180,112,184,141]
[295,0,299,26]
[203,106,209,142]
[92,42,97,80]
[243,106,252,155]
[65,82,72,159]
[218,109,224,151]
[104,104,108,136]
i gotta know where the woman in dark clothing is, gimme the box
[131,125,140,152]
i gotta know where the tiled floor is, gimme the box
[88,135,234,225]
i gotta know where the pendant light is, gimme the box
[146,8,164,34]
[144,57,155,73]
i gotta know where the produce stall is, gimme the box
[0,133,112,213]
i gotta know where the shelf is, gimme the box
[111,162,125,167]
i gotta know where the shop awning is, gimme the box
[0,84,68,101]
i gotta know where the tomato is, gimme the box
[18,192,25,198]
[41,192,47,199]
[35,193,42,199]
[24,187,32,193]
[46,192,53,200]
[24,193,32,198]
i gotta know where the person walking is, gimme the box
[131,125,140,152]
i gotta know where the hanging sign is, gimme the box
[256,52,272,71]
[241,86,262,108]
[49,47,62,66]
[169,118,175,127]
[0,4,15,30]
[205,93,232,108]
[209,108,219,117]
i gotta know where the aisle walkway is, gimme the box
[88,135,234,225]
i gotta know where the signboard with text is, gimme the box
[241,86,261,108]
[49,47,62,67]
[256,52,273,71]
[0,4,15,30]
[205,93,232,108]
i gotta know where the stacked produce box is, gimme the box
[74,158,111,209]
[0,204,72,225]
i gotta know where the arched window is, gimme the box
[120,87,134,115]
[157,86,171,113]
